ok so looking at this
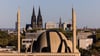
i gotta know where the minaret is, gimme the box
[31,6,36,29]
[17,8,20,53]
[72,8,77,53]
[59,17,62,28]
[37,6,43,29]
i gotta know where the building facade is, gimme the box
[77,31,94,49]
[79,38,93,49]
[45,22,58,29]
[62,22,67,30]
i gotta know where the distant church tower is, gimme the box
[37,7,43,29]
[31,6,36,29]
[59,17,62,28]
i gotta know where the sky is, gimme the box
[0,0,100,28]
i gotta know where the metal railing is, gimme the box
[0,53,80,56]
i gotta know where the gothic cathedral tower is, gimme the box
[31,7,36,29]
[59,17,62,29]
[37,7,43,29]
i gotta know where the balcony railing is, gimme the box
[0,53,80,56]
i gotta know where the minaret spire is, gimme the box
[17,7,21,53]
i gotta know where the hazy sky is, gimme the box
[0,0,100,28]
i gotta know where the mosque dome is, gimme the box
[31,30,79,53]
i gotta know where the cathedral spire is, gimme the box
[59,17,62,24]
[37,6,43,29]
[59,17,62,28]
[38,6,41,16]
[32,6,35,16]
[31,6,36,29]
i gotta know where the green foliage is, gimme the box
[0,31,9,47]
[0,39,8,47]
[96,29,100,39]
[0,30,25,50]
[26,28,43,33]
[79,48,91,56]
[0,31,15,47]
[66,31,73,38]
[96,33,100,39]
[27,29,36,33]
[92,42,100,53]
[0,31,10,38]
[96,29,100,33]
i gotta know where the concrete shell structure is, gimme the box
[31,30,79,53]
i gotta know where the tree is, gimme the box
[79,48,91,56]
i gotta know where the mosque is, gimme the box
[29,8,79,53]
[17,6,80,55]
